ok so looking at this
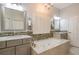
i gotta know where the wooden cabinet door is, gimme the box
[16,44,31,55]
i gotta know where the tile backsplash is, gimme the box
[32,32,53,40]
[0,31,53,40]
[0,31,32,36]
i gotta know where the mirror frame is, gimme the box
[1,6,26,32]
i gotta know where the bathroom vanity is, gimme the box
[0,35,32,55]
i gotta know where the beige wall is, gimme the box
[32,4,54,34]
[60,3,79,46]
[23,4,33,31]
[24,4,55,34]
[60,3,79,31]
[60,3,79,18]
[54,7,60,17]
[0,4,2,32]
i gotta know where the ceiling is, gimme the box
[53,3,72,9]
[20,3,73,10]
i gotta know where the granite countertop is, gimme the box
[51,30,67,32]
[0,35,32,41]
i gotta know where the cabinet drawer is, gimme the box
[7,39,22,47]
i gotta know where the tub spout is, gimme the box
[31,38,36,47]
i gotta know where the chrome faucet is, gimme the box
[31,38,36,47]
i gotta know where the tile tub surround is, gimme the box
[32,33,53,40]
[0,35,32,55]
[31,38,70,55]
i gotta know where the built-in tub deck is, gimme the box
[31,38,70,55]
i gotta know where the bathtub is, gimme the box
[31,38,70,55]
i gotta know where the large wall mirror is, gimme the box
[51,16,60,31]
[1,4,26,31]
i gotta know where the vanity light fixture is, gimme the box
[44,3,53,9]
[54,16,61,20]
[3,3,24,11]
